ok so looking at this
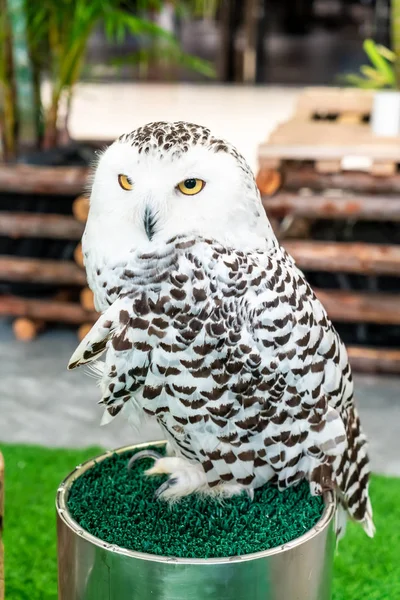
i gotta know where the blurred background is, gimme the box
[0,0,399,459]
[1,0,399,465]
[1,1,400,597]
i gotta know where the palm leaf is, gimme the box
[341,74,381,89]
[363,39,396,88]
[376,44,396,62]
[7,0,218,149]
[359,65,390,86]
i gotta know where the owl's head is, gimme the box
[86,122,273,259]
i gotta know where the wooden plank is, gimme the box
[0,295,97,324]
[0,164,89,195]
[0,256,86,285]
[260,140,400,162]
[284,241,400,276]
[315,289,400,325]
[0,213,84,240]
[295,88,374,118]
[262,120,400,160]
[256,158,281,169]
[347,347,400,375]
[281,163,400,194]
[315,160,342,174]
[261,191,400,221]
[337,112,363,125]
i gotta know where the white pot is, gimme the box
[371,90,400,137]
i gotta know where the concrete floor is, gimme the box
[0,320,399,477]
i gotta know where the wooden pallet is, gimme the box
[259,88,400,176]
[0,163,94,340]
[257,87,400,375]
[294,87,374,123]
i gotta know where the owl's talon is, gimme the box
[246,488,255,501]
[154,477,178,499]
[127,450,163,470]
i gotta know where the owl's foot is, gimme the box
[146,457,208,500]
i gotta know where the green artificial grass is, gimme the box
[2,443,400,600]
[67,446,324,558]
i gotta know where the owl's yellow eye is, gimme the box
[177,178,205,196]
[118,174,133,190]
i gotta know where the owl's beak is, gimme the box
[143,206,157,241]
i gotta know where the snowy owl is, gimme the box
[68,121,374,539]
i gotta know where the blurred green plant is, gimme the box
[392,0,400,88]
[0,0,216,160]
[343,39,397,90]
[343,0,400,91]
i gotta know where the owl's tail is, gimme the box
[334,406,375,539]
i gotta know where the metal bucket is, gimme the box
[56,442,336,600]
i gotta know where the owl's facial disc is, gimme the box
[87,123,273,256]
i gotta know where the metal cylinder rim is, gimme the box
[56,440,336,566]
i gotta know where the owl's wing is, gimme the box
[249,247,373,535]
[68,297,128,369]
[251,269,347,477]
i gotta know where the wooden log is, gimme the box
[279,216,312,240]
[74,244,84,268]
[0,452,3,600]
[78,323,93,341]
[262,191,400,221]
[0,256,86,285]
[0,212,84,240]
[255,169,282,196]
[12,317,45,341]
[10,290,74,341]
[262,121,400,160]
[80,287,95,311]
[280,163,400,194]
[347,347,400,375]
[0,164,88,195]
[284,241,400,276]
[72,195,90,223]
[314,289,400,325]
[0,295,98,324]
